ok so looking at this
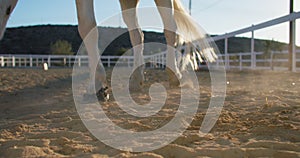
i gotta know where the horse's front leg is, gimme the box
[119,0,144,90]
[0,0,18,39]
[76,0,108,101]
[154,0,182,87]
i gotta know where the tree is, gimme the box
[50,40,74,55]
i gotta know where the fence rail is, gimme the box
[216,50,300,71]
[0,51,167,69]
[1,49,299,71]
[212,11,299,72]
[1,11,298,72]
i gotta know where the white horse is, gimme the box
[0,0,217,101]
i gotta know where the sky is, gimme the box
[7,0,300,46]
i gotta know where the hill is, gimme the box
[0,25,288,55]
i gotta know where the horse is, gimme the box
[0,0,217,101]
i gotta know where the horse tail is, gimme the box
[173,0,217,70]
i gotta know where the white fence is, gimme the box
[1,12,299,71]
[216,50,300,71]
[0,52,167,69]
[1,49,299,71]
[0,54,88,68]
[212,11,300,72]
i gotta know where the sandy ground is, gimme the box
[0,68,299,158]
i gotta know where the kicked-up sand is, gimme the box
[0,68,299,157]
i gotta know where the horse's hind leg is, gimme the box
[119,0,144,90]
[154,0,181,87]
[76,0,108,101]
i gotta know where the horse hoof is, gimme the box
[96,87,109,102]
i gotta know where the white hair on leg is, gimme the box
[76,0,108,100]
[154,0,182,86]
[119,0,145,89]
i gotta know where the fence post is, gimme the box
[36,58,39,67]
[156,56,159,68]
[289,4,296,72]
[224,37,229,69]
[0,56,4,67]
[108,58,111,67]
[18,58,21,67]
[158,54,161,68]
[270,51,274,70]
[290,20,296,72]
[64,57,67,66]
[30,56,33,67]
[251,29,256,69]
[228,54,231,69]
[12,56,15,67]
[163,53,165,68]
[254,52,257,69]
[48,56,51,67]
[239,53,242,70]
[78,57,81,67]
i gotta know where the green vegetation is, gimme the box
[50,40,74,55]
[1,25,297,55]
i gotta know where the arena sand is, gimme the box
[0,68,299,157]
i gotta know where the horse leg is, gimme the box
[119,0,144,90]
[76,0,108,101]
[154,0,181,87]
[0,0,18,39]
